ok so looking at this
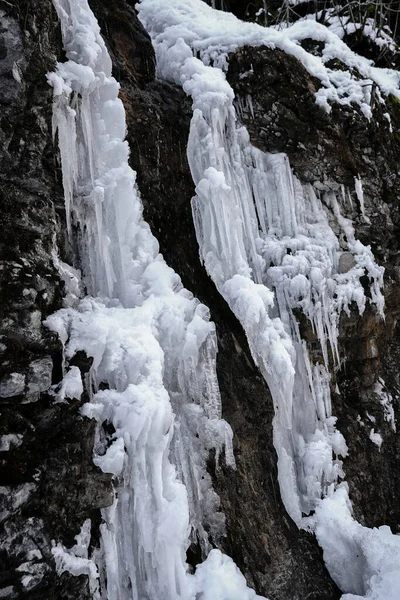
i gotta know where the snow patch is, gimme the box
[369,429,383,449]
[0,434,23,451]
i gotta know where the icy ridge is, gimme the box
[46,1,264,599]
[137,1,399,598]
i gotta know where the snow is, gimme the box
[374,378,396,432]
[193,549,267,599]
[52,251,83,307]
[317,10,397,57]
[137,0,400,116]
[47,1,262,598]
[369,429,383,449]
[383,112,393,133]
[54,366,83,403]
[354,176,366,218]
[0,434,23,451]
[93,437,125,476]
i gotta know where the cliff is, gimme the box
[0,1,399,599]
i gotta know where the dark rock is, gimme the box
[0,1,113,597]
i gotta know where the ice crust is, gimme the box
[47,1,263,599]
[137,1,399,598]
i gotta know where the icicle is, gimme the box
[354,175,370,222]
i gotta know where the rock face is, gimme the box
[0,2,112,597]
[0,1,399,599]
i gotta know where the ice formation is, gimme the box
[53,366,83,403]
[52,519,100,598]
[0,434,23,452]
[137,0,400,598]
[46,1,263,599]
[375,378,396,432]
[369,429,383,449]
[138,0,385,523]
[44,0,400,597]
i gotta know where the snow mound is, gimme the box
[314,487,400,600]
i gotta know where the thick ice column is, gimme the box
[47,1,266,599]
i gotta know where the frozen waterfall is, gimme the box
[137,0,400,599]
[46,0,263,599]
[44,0,400,598]
[137,0,384,524]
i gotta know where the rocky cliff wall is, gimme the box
[0,2,112,597]
[0,1,399,599]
